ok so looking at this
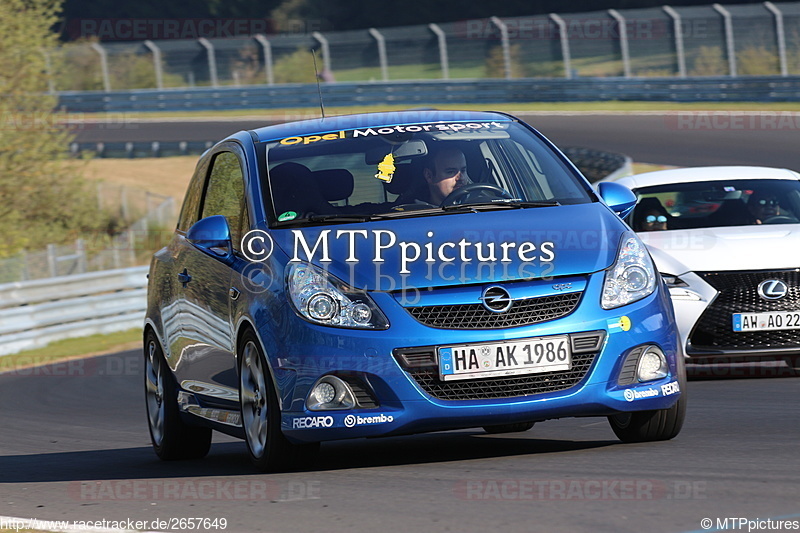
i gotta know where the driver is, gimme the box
[747,190,781,224]
[421,147,472,204]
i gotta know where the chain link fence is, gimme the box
[50,2,800,92]
[0,188,174,283]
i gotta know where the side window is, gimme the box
[201,151,246,250]
[177,160,208,232]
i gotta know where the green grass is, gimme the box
[0,328,141,372]
[83,101,800,121]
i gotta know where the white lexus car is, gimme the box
[612,166,800,371]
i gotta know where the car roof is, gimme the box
[613,166,800,190]
[250,110,516,143]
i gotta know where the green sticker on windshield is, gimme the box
[278,211,297,221]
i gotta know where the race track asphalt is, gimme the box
[0,351,798,533]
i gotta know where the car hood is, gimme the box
[272,203,625,291]
[640,224,800,275]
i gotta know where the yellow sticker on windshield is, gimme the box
[375,153,395,183]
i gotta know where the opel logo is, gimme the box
[757,279,789,301]
[480,286,513,313]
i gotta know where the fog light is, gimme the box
[636,346,668,382]
[313,382,336,404]
[306,375,356,411]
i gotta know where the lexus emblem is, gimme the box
[757,279,788,300]
[480,286,513,313]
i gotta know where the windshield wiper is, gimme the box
[305,214,374,223]
[273,214,375,227]
[441,200,560,211]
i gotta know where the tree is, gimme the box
[0,0,105,257]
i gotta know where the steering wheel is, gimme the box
[441,183,512,207]
[761,215,799,225]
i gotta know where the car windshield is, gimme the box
[262,120,592,225]
[630,179,800,231]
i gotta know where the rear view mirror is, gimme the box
[597,182,637,219]
[365,140,428,164]
[187,215,232,259]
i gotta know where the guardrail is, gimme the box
[0,266,148,356]
[58,75,800,113]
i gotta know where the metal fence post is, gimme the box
[47,244,58,278]
[90,42,111,92]
[22,251,30,281]
[143,40,164,89]
[549,14,572,79]
[428,23,449,80]
[713,3,737,77]
[76,239,87,273]
[608,10,631,78]
[765,2,788,77]
[312,32,332,75]
[663,6,687,78]
[490,17,512,79]
[120,186,130,221]
[369,28,389,81]
[198,37,219,87]
[253,34,274,85]
[128,230,137,266]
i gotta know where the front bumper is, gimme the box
[673,269,800,361]
[262,275,683,443]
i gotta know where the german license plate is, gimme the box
[438,336,571,381]
[732,311,800,332]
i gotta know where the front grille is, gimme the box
[406,292,582,329]
[688,270,800,351]
[393,331,603,401]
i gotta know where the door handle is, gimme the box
[178,269,192,287]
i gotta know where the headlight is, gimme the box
[661,274,688,288]
[601,232,657,310]
[662,273,702,301]
[286,263,389,329]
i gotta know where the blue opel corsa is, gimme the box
[144,110,685,471]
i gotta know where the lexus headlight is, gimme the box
[601,232,657,310]
[286,263,389,329]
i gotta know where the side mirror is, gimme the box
[187,215,232,259]
[597,182,637,219]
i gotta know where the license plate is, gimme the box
[438,336,571,381]
[732,311,800,332]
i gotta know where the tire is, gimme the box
[144,331,212,460]
[608,393,686,443]
[782,356,800,373]
[238,330,319,472]
[482,422,535,434]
